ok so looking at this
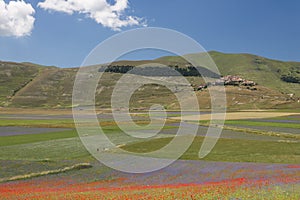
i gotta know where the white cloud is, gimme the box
[38,0,145,31]
[0,0,35,37]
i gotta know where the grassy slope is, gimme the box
[157,51,300,95]
[11,67,78,108]
[209,51,300,96]
[1,51,300,108]
[0,61,42,106]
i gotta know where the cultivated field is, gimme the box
[0,109,299,199]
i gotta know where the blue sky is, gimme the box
[0,0,299,68]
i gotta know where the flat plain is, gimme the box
[0,109,299,199]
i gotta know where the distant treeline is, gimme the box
[98,65,220,78]
[281,68,300,84]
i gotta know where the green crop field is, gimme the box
[122,136,300,164]
[225,120,300,129]
[0,113,298,199]
[0,115,299,179]
[0,130,77,147]
[0,119,75,128]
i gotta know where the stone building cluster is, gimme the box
[197,75,257,91]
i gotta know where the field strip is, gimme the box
[171,112,300,121]
[221,125,300,140]
[0,163,92,183]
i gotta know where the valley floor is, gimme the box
[0,109,299,199]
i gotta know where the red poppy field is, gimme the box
[1,161,299,199]
[1,174,299,199]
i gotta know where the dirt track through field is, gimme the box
[172,112,300,121]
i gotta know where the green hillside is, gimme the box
[157,51,300,95]
[10,67,78,108]
[209,51,300,96]
[1,51,300,109]
[0,61,43,106]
